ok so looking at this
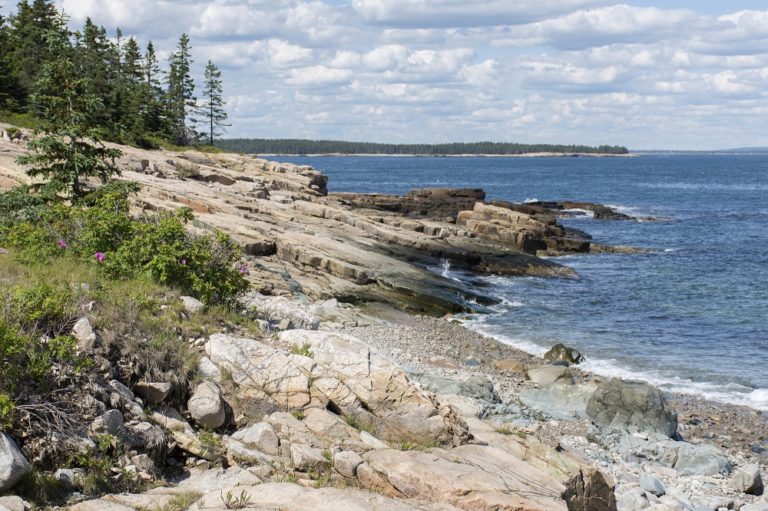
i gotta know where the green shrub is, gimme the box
[0,184,249,307]
[0,393,14,429]
[8,282,77,334]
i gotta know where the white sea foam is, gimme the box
[524,197,539,203]
[463,319,768,412]
[562,208,595,218]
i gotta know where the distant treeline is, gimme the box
[216,139,629,155]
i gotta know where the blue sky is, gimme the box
[2,1,768,149]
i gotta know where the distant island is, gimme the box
[216,138,629,156]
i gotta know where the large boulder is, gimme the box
[187,382,226,429]
[586,379,677,438]
[0,433,31,492]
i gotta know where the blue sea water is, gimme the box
[271,154,768,410]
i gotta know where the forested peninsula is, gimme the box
[217,138,629,156]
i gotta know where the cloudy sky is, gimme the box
[3,1,768,149]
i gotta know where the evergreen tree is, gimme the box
[140,41,165,135]
[0,13,15,109]
[165,34,196,145]
[17,15,122,199]
[7,0,61,111]
[119,37,144,137]
[198,60,228,145]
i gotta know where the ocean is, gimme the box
[271,154,768,411]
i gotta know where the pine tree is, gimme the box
[165,34,196,145]
[198,60,229,145]
[17,15,122,199]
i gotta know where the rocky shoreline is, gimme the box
[1,126,767,510]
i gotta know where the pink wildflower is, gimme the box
[57,239,68,249]
[239,264,249,275]
[180,258,187,265]
[94,252,106,262]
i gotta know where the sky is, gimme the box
[2,1,768,149]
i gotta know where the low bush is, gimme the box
[0,182,249,307]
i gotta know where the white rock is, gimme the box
[438,393,485,418]
[640,475,666,497]
[232,423,280,456]
[188,381,226,429]
[179,295,205,314]
[360,431,389,450]
[334,450,363,478]
[0,496,24,511]
[197,356,221,383]
[290,443,328,472]
[71,317,98,352]
[0,433,31,492]
[526,365,570,387]
[731,463,763,495]
[134,382,171,405]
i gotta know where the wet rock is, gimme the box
[134,382,171,405]
[563,467,617,511]
[586,379,678,438]
[188,381,226,429]
[0,433,31,492]
[731,463,763,495]
[544,343,584,365]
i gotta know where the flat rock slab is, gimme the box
[192,482,450,510]
[361,445,567,511]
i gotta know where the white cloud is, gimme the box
[6,1,759,148]
[286,65,354,87]
[351,0,610,27]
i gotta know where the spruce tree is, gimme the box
[198,60,228,145]
[8,0,61,111]
[141,41,165,135]
[17,15,122,199]
[165,34,196,145]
